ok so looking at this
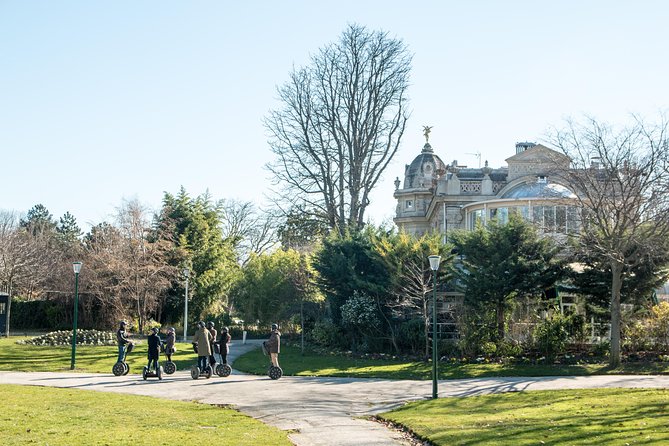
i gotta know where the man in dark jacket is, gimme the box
[116,321,131,362]
[147,327,161,372]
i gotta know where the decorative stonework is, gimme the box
[460,181,481,194]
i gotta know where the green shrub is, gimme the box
[310,320,345,348]
[397,319,425,353]
[481,341,497,356]
[533,312,569,360]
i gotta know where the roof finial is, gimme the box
[423,125,432,143]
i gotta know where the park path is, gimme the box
[3,340,669,446]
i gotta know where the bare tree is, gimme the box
[114,199,175,332]
[0,211,55,335]
[265,24,412,233]
[549,115,669,366]
[220,199,278,265]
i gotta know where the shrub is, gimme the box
[310,320,345,348]
[533,312,569,360]
[397,319,425,353]
[481,341,497,356]
[17,330,116,346]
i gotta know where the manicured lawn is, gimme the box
[380,388,669,445]
[4,336,669,380]
[0,336,200,374]
[0,384,292,446]
[233,344,669,379]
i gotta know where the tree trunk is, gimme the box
[609,260,624,367]
[496,301,505,342]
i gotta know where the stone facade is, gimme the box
[394,140,576,238]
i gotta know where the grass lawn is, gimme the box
[3,335,669,380]
[233,344,669,379]
[0,336,200,374]
[0,384,291,446]
[380,388,669,445]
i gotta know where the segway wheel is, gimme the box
[190,365,200,380]
[112,362,125,376]
[164,361,176,375]
[204,365,212,379]
[158,366,163,380]
[216,363,232,377]
[268,365,283,380]
[122,362,130,375]
[142,366,148,381]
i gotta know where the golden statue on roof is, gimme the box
[423,125,433,143]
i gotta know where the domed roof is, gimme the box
[501,181,576,199]
[404,143,447,188]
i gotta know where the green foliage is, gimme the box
[313,228,390,324]
[231,249,320,327]
[533,311,570,360]
[623,302,669,353]
[451,213,566,342]
[480,341,497,356]
[157,188,240,323]
[310,320,346,348]
[397,319,425,353]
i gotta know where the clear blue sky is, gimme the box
[1,1,667,230]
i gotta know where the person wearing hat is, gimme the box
[219,326,231,365]
[116,321,131,363]
[147,327,161,372]
[266,323,281,368]
[192,321,212,372]
[165,327,176,362]
[206,321,218,367]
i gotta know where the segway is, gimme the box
[262,341,282,380]
[162,342,176,375]
[190,342,212,380]
[142,364,163,380]
[268,364,283,380]
[112,342,134,376]
[215,349,232,377]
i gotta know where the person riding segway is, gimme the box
[163,327,177,375]
[113,321,133,376]
[142,327,163,380]
[206,321,218,369]
[265,323,282,380]
[190,321,213,379]
[215,326,232,377]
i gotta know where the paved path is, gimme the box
[3,340,669,445]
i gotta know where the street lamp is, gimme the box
[183,268,190,342]
[428,255,441,399]
[70,261,82,370]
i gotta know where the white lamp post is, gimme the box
[428,255,441,399]
[183,268,190,342]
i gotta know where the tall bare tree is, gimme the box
[220,199,278,265]
[0,210,55,335]
[549,115,669,366]
[265,24,412,233]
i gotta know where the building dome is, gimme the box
[403,143,447,189]
[501,181,576,199]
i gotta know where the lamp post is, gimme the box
[428,255,441,399]
[183,268,190,342]
[70,261,82,370]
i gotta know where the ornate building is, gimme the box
[393,131,581,240]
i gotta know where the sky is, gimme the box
[1,1,667,231]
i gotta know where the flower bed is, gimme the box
[17,330,117,346]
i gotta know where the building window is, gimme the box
[405,200,413,209]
